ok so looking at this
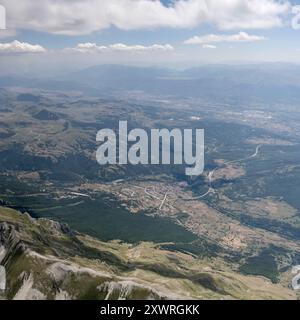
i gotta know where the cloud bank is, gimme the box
[202,44,217,49]
[0,40,46,53]
[67,43,174,53]
[0,0,292,35]
[185,32,266,45]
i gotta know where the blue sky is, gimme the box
[1,0,300,73]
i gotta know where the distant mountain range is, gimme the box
[1,63,300,102]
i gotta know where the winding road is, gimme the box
[180,144,262,201]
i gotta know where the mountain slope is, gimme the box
[0,207,296,300]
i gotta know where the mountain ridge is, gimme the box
[0,206,296,300]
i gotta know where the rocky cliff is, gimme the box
[0,207,296,300]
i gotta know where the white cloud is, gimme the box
[202,44,217,49]
[0,40,46,53]
[185,32,266,45]
[0,0,292,35]
[66,43,174,53]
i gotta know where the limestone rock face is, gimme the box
[0,266,5,291]
[0,207,297,300]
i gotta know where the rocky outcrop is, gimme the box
[0,207,297,300]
